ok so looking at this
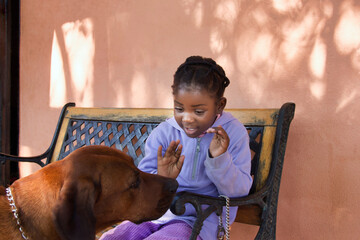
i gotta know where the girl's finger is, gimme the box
[177,155,185,170]
[164,141,176,156]
[175,144,183,157]
[157,145,163,159]
[164,140,181,157]
[206,126,224,133]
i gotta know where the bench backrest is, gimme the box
[48,102,294,195]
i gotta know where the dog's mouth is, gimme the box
[131,198,173,224]
[156,196,174,213]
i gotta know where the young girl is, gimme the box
[100,56,253,240]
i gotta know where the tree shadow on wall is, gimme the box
[38,0,359,111]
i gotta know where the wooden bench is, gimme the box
[0,102,295,239]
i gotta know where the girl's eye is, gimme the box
[175,107,183,112]
[195,110,205,115]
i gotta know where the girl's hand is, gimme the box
[206,125,230,158]
[157,140,185,179]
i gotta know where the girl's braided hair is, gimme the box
[172,56,230,99]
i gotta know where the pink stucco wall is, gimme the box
[19,1,360,239]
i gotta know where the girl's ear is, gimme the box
[217,97,227,113]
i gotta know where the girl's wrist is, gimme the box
[208,149,213,158]
[208,149,227,158]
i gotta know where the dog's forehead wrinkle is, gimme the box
[99,164,138,193]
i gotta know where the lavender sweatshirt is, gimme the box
[138,112,253,240]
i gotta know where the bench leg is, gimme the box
[255,209,277,240]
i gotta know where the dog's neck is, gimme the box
[6,187,30,240]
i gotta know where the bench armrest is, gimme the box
[0,152,49,167]
[0,102,76,170]
[170,190,267,240]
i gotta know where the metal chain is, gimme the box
[217,195,230,240]
[6,187,29,240]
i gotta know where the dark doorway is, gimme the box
[0,0,20,186]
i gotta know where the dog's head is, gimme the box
[52,145,178,240]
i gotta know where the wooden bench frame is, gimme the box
[0,102,295,239]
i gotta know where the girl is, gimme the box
[100,56,253,240]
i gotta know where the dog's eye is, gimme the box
[130,176,140,189]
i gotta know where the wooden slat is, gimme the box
[50,117,71,163]
[235,205,262,225]
[64,107,279,126]
[65,107,173,123]
[255,126,276,191]
[227,108,279,126]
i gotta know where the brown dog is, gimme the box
[0,145,178,240]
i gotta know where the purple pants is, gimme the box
[99,220,202,240]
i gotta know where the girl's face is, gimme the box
[173,88,226,138]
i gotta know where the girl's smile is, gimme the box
[173,88,223,138]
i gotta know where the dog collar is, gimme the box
[6,187,29,240]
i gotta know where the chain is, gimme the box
[6,187,29,240]
[217,195,230,240]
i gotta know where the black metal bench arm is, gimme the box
[0,102,75,169]
[171,190,268,240]
[0,152,49,167]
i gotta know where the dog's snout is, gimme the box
[164,179,178,194]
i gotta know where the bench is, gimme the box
[0,102,295,239]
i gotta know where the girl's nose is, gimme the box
[182,113,194,123]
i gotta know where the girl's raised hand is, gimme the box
[206,125,230,158]
[157,140,185,179]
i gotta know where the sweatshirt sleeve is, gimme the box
[137,122,168,174]
[204,122,253,197]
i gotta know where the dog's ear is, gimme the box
[52,177,98,240]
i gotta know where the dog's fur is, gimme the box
[0,145,178,240]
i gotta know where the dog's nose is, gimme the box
[164,179,178,194]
